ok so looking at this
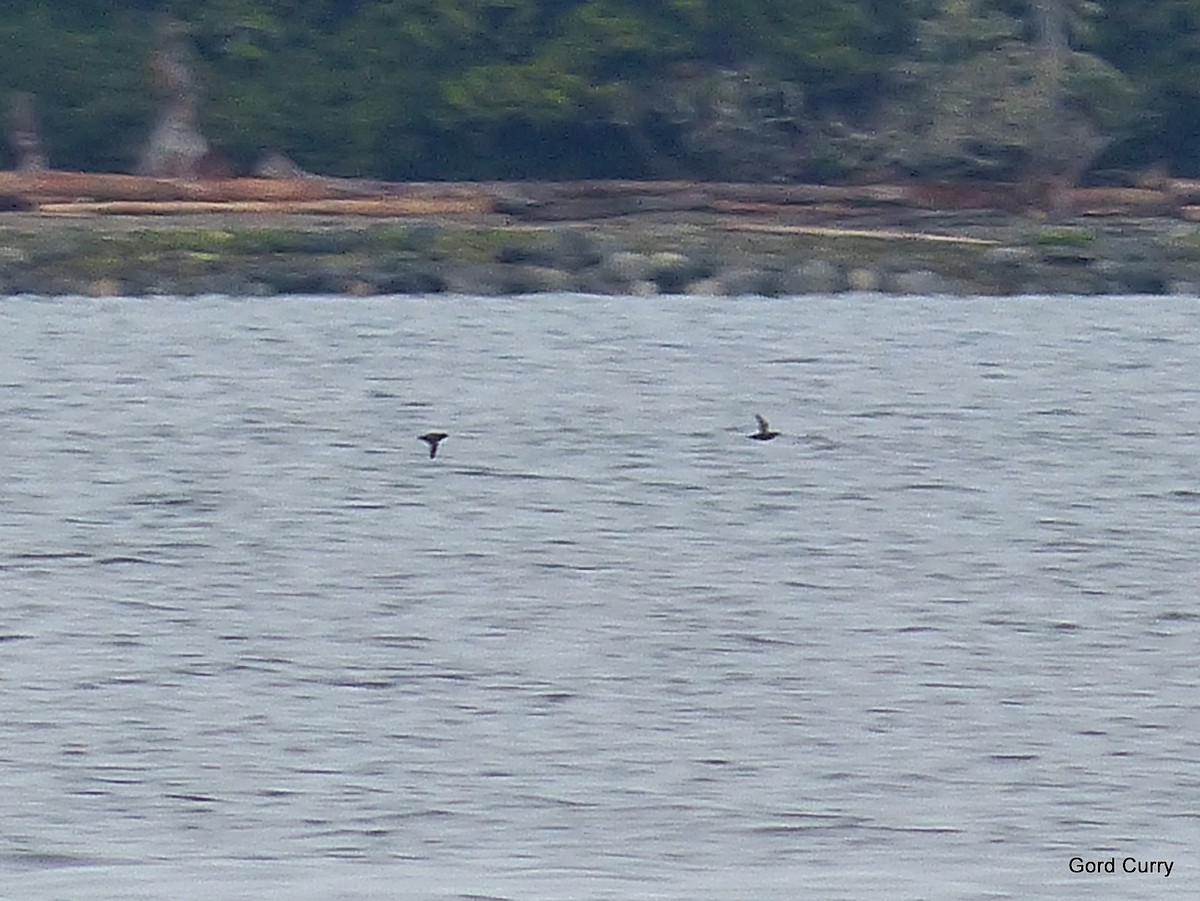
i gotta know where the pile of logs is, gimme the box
[0,170,495,216]
[492,180,1200,221]
[5,169,1200,221]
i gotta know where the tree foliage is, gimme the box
[0,0,1196,180]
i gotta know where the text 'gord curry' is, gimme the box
[1069,857,1173,877]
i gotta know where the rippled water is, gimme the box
[2,293,1198,899]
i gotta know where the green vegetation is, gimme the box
[1032,229,1097,247]
[1,1,1199,181]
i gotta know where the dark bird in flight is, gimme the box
[748,414,779,441]
[418,432,448,458]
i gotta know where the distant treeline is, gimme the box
[1,1,1198,183]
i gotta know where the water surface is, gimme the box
[2,293,1198,899]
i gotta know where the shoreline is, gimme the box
[2,210,1198,297]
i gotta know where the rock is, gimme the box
[438,262,573,295]
[648,251,687,270]
[161,272,240,296]
[984,246,1035,265]
[718,267,783,296]
[847,267,881,292]
[549,230,603,271]
[441,263,501,295]
[372,262,448,295]
[648,251,696,293]
[685,277,725,295]
[1114,264,1167,295]
[0,246,29,265]
[780,258,842,294]
[891,269,954,295]
[504,265,573,295]
[603,251,654,283]
[88,277,123,297]
[254,151,313,179]
[573,266,632,295]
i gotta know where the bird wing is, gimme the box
[755,414,769,432]
[419,433,446,457]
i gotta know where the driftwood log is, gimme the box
[36,198,493,217]
[0,171,495,204]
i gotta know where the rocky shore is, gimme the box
[2,210,1199,297]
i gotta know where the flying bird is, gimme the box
[418,432,448,458]
[748,414,779,441]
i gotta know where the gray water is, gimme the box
[2,293,1198,900]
